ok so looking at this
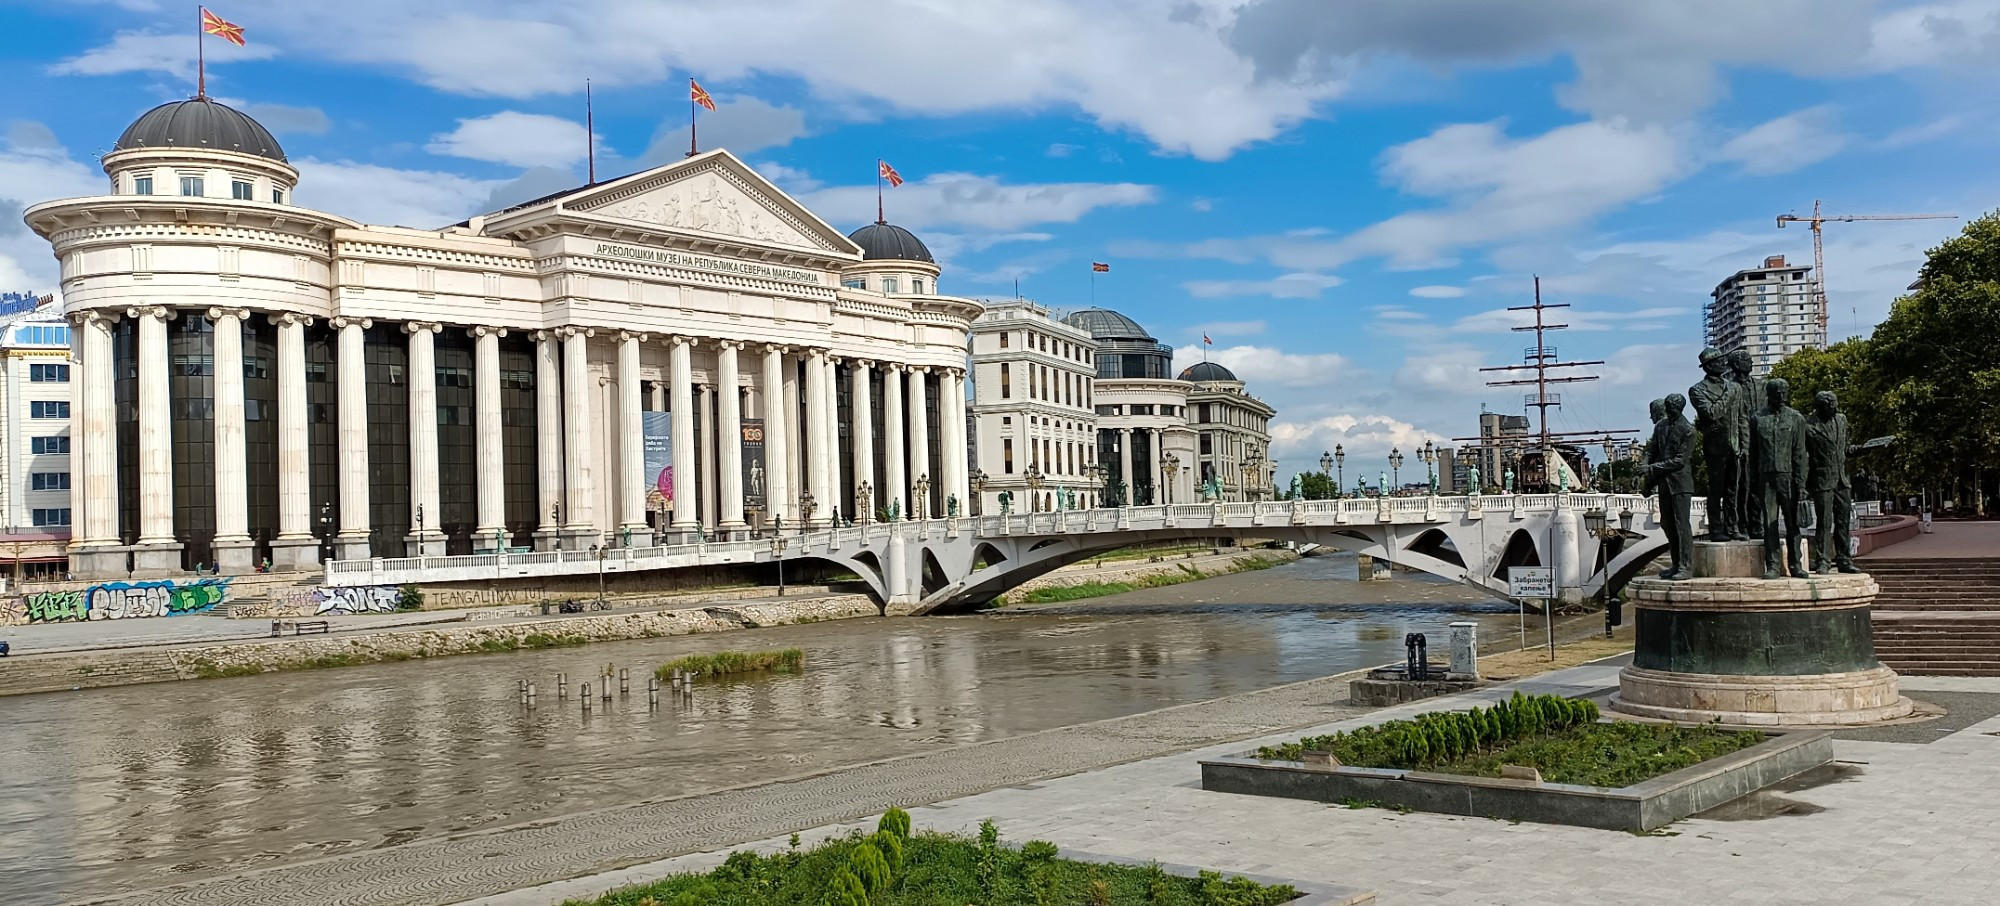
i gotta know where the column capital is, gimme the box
[715,339,744,352]
[882,361,905,373]
[68,309,117,328]
[206,306,251,323]
[665,334,695,350]
[270,311,315,329]
[329,315,373,331]
[471,325,509,339]
[850,358,874,369]
[804,346,828,361]
[553,325,594,340]
[617,330,649,344]
[907,364,930,374]
[403,320,442,335]
[763,342,791,356]
[125,304,172,322]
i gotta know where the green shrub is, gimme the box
[878,806,912,840]
[1257,691,1602,768]
[395,583,424,611]
[656,648,805,682]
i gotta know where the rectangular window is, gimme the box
[1004,439,1014,474]
[31,471,70,491]
[1000,363,1011,398]
[31,436,70,455]
[30,401,69,419]
[134,176,154,195]
[29,363,70,382]
[180,175,204,197]
[911,278,925,294]
[231,180,254,200]
[31,508,70,527]
[999,332,1009,349]
[881,277,899,293]
[272,188,285,204]
[841,278,866,290]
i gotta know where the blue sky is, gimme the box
[4,0,1997,478]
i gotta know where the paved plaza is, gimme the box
[477,664,2000,906]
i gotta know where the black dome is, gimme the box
[847,221,933,262]
[1062,308,1154,341]
[1178,362,1238,382]
[115,98,286,162]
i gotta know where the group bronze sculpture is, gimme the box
[1651,348,1865,581]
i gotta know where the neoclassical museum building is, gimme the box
[25,98,977,578]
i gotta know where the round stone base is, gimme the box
[1690,539,1767,579]
[1613,664,1914,727]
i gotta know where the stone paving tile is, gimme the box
[479,666,2000,906]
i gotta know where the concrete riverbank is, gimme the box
[0,593,876,697]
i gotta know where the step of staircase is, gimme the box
[0,650,183,696]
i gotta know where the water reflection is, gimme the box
[0,570,1506,905]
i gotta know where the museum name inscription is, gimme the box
[593,243,821,286]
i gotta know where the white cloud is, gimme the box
[640,96,809,160]
[1045,143,1080,158]
[0,126,110,292]
[427,111,594,169]
[294,159,505,229]
[1408,285,1465,298]
[923,231,1055,263]
[1716,106,1849,175]
[50,31,278,78]
[241,102,331,135]
[1268,414,1436,469]
[1189,198,1213,212]
[1171,343,1351,387]
[797,172,1156,231]
[1866,0,2000,70]
[1181,272,1344,299]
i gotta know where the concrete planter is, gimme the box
[1200,725,1833,832]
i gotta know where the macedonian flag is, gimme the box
[878,160,904,187]
[689,79,716,111]
[201,7,246,46]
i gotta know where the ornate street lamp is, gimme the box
[970,468,988,516]
[550,503,563,551]
[317,501,333,563]
[1161,454,1181,505]
[414,504,426,554]
[1602,439,1617,494]
[1024,465,1045,513]
[857,480,873,525]
[1388,448,1404,496]
[798,491,816,533]
[912,473,930,520]
[1333,444,1345,498]
[1419,440,1438,496]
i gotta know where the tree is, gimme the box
[1290,472,1338,500]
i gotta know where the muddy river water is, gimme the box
[0,554,1511,905]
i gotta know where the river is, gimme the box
[0,553,1510,905]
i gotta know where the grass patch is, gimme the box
[1016,555,1279,605]
[568,812,1296,906]
[1258,692,1765,788]
[656,647,804,682]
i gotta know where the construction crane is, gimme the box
[1777,199,1957,346]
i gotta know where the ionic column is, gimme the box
[533,330,563,548]
[70,311,119,551]
[473,326,507,545]
[559,327,596,537]
[697,384,717,531]
[1119,428,1134,507]
[669,336,696,532]
[882,363,906,517]
[405,322,442,554]
[1149,429,1165,506]
[617,331,647,542]
[850,360,874,519]
[907,365,930,518]
[208,308,253,570]
[717,342,746,532]
[945,369,968,511]
[130,305,174,548]
[331,316,372,559]
[762,345,792,523]
[824,355,840,518]
[269,312,316,568]
[803,348,829,524]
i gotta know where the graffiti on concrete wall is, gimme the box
[313,585,399,615]
[10,578,232,624]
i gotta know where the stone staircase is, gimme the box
[0,649,184,696]
[1868,558,2000,676]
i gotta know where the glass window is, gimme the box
[31,508,70,526]
[999,332,1009,349]
[133,176,154,195]
[1003,439,1014,473]
[272,188,285,205]
[31,471,70,490]
[881,277,899,293]
[842,278,866,290]
[180,175,204,197]
[30,401,69,419]
[29,363,70,382]
[1000,363,1011,399]
[911,278,925,294]
[31,436,69,454]
[231,180,254,200]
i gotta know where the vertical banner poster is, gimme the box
[643,411,672,516]
[741,418,767,511]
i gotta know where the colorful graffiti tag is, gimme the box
[313,586,398,615]
[16,578,231,624]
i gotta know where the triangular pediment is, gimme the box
[566,150,861,257]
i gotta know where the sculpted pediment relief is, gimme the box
[574,159,838,253]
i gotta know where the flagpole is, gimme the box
[196,5,206,99]
[687,78,698,158]
[585,79,595,184]
[876,159,885,224]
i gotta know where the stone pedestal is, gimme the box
[213,538,258,574]
[1613,542,1912,726]
[130,542,185,578]
[69,545,129,580]
[269,536,322,571]
[334,535,373,561]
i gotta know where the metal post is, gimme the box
[581,682,592,710]
[557,672,568,699]
[619,667,630,695]
[647,675,659,707]
[526,681,536,706]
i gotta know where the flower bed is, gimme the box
[572,809,1301,906]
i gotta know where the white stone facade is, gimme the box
[1182,371,1276,502]
[0,301,75,577]
[967,300,1099,514]
[24,102,977,578]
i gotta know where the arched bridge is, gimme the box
[325,494,1687,613]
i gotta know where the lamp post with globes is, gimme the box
[1334,444,1345,498]
[1419,440,1438,496]
[1388,448,1404,496]
[1024,465,1045,513]
[913,474,930,520]
[1242,452,1263,503]
[856,480,873,526]
[1161,454,1180,505]
[970,468,988,516]
[1601,439,1617,494]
